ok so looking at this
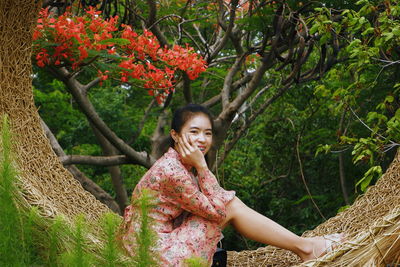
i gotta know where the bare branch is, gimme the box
[49,66,155,168]
[151,109,170,159]
[90,124,129,211]
[282,35,306,85]
[202,73,253,108]
[296,133,326,220]
[207,0,239,61]
[183,73,193,103]
[202,94,221,108]
[338,105,350,205]
[192,23,207,46]
[218,58,273,122]
[221,53,247,109]
[147,14,183,30]
[146,0,170,47]
[208,55,237,67]
[60,155,131,166]
[217,82,293,166]
[40,118,121,213]
[83,77,101,94]
[127,99,156,144]
[182,28,206,52]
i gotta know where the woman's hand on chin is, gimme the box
[176,135,208,171]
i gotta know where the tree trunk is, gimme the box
[91,125,128,214]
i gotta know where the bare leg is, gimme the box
[221,197,332,262]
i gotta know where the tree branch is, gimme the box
[182,73,193,103]
[83,77,101,94]
[151,109,170,159]
[221,53,248,109]
[206,0,239,62]
[146,0,170,47]
[202,72,253,108]
[61,154,131,166]
[49,66,155,169]
[217,82,293,166]
[218,58,273,123]
[39,117,121,214]
[338,105,350,205]
[127,99,156,145]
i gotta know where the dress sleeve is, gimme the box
[161,164,235,224]
[197,168,235,205]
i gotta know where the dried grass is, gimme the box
[0,0,109,230]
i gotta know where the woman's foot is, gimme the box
[298,233,344,262]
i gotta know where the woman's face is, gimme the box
[173,113,213,155]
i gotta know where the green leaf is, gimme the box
[319,33,331,45]
[340,136,357,144]
[315,144,331,156]
[338,205,350,213]
[309,23,320,35]
[361,27,374,36]
[383,32,394,42]
[341,10,350,16]
[355,166,382,192]
[385,95,394,103]
[393,27,400,36]
[355,0,369,6]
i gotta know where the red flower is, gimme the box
[33,7,207,104]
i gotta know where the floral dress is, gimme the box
[120,147,235,266]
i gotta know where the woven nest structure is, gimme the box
[1,1,400,266]
[0,0,110,223]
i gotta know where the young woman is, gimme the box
[120,104,342,266]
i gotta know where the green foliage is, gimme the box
[311,0,400,192]
[97,213,127,267]
[45,216,67,265]
[184,257,209,267]
[60,215,95,267]
[133,189,159,267]
[0,116,27,266]
[355,165,382,192]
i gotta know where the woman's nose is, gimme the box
[197,133,206,143]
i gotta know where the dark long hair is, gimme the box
[169,104,214,147]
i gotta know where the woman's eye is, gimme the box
[206,132,212,136]
[190,130,198,134]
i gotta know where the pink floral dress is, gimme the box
[120,147,235,266]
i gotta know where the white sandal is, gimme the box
[323,233,343,253]
[313,233,344,258]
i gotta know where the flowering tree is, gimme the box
[33,7,206,105]
[35,0,351,212]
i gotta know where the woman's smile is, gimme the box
[178,114,213,155]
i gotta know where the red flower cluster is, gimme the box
[33,7,207,104]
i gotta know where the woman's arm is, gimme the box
[161,163,234,224]
[196,167,235,204]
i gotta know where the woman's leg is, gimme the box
[221,197,332,261]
